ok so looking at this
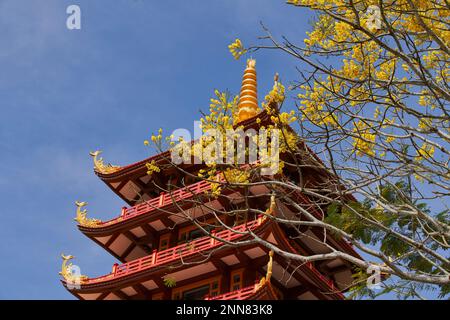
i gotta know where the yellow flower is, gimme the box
[416,143,435,161]
[265,80,286,104]
[385,136,396,143]
[223,168,250,184]
[145,160,161,176]
[228,39,247,60]
[334,22,352,42]
[418,118,431,130]
[352,121,376,157]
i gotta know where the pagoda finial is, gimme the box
[247,58,256,69]
[237,58,259,123]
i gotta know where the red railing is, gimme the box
[204,266,337,300]
[85,217,264,284]
[288,237,339,293]
[304,261,337,290]
[205,283,260,300]
[95,163,262,228]
[97,179,213,226]
[78,215,342,297]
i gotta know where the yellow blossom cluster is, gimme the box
[279,130,298,153]
[352,121,377,157]
[198,167,222,198]
[302,15,335,50]
[193,90,240,166]
[298,82,338,127]
[145,160,160,176]
[418,118,432,130]
[416,143,435,162]
[228,39,247,60]
[334,21,353,42]
[385,136,396,144]
[376,59,397,81]
[149,128,163,144]
[223,168,250,184]
[285,0,449,172]
[265,80,286,104]
[199,167,251,198]
[201,90,238,130]
[270,110,297,126]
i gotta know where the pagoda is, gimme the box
[60,59,362,300]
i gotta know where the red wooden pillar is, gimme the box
[210,230,216,246]
[151,249,158,264]
[112,263,118,275]
[159,193,165,207]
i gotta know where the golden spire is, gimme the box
[237,59,259,123]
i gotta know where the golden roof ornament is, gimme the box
[237,58,260,123]
[74,201,102,227]
[266,250,274,281]
[59,254,88,284]
[262,194,276,222]
[89,150,121,174]
[256,250,274,290]
[267,194,276,215]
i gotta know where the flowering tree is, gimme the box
[145,0,449,299]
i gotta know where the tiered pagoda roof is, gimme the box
[60,59,362,300]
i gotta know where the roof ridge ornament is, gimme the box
[89,150,121,174]
[266,250,274,281]
[59,254,88,285]
[74,201,102,227]
[262,194,276,222]
[255,250,274,290]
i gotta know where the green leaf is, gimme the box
[163,277,177,288]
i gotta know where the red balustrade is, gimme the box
[98,180,213,226]
[85,218,263,284]
[96,164,264,228]
[305,261,335,289]
[287,226,339,292]
[205,284,259,300]
[80,215,341,298]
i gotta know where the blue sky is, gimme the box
[0,0,309,299]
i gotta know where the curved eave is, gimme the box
[247,282,279,300]
[270,222,347,299]
[64,220,353,300]
[63,219,271,296]
[77,180,239,238]
[77,196,199,235]
[94,150,171,181]
[78,181,362,269]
